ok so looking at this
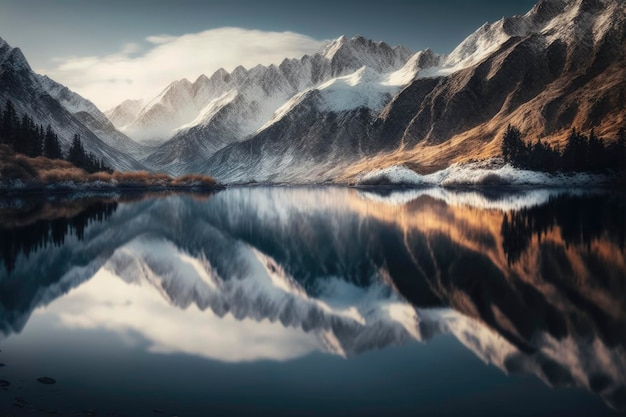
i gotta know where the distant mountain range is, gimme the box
[1,0,624,182]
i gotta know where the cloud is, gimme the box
[40,28,326,110]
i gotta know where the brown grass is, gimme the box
[171,174,217,186]
[0,147,221,190]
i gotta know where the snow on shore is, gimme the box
[358,163,613,187]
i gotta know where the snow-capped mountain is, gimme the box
[201,0,626,183]
[0,37,147,171]
[105,35,418,175]
[1,188,625,409]
[103,99,145,140]
[100,0,625,182]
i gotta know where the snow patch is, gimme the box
[317,66,399,112]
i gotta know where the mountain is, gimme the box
[104,98,144,132]
[107,36,417,175]
[104,0,625,182]
[336,0,626,179]
[206,0,626,183]
[0,37,147,171]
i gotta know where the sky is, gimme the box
[0,0,538,110]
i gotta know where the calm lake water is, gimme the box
[0,186,625,416]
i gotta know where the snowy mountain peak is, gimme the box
[167,78,193,92]
[104,99,144,129]
[410,48,442,69]
[322,35,412,73]
[232,65,248,80]
[194,74,210,85]
[323,35,349,59]
[209,68,230,83]
[110,34,415,154]
[444,0,623,70]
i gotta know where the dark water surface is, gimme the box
[0,187,624,416]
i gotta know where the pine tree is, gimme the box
[587,129,605,171]
[0,101,3,144]
[563,128,589,171]
[68,133,86,167]
[43,125,63,159]
[618,128,626,171]
[502,125,524,166]
[1,100,18,148]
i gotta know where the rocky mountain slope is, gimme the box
[0,38,147,171]
[337,0,626,181]
[207,0,626,183]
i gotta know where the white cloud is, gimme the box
[40,28,326,111]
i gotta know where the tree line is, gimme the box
[0,99,112,173]
[502,125,626,172]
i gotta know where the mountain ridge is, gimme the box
[98,0,625,182]
[2,0,623,182]
[125,35,417,175]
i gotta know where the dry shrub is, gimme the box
[27,156,76,171]
[0,148,39,181]
[88,172,114,182]
[113,171,172,187]
[39,167,89,183]
[0,146,221,190]
[0,161,38,181]
[171,174,217,186]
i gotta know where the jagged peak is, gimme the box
[165,78,193,91]
[5,47,32,72]
[105,98,142,115]
[194,74,210,84]
[211,68,228,78]
[410,48,441,69]
[232,65,247,73]
[0,36,29,70]
[323,35,350,59]
[144,78,193,109]
[323,34,397,60]
[528,0,570,21]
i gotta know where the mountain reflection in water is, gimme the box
[0,187,625,414]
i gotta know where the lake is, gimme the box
[0,186,625,416]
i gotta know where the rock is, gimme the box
[36,377,56,385]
